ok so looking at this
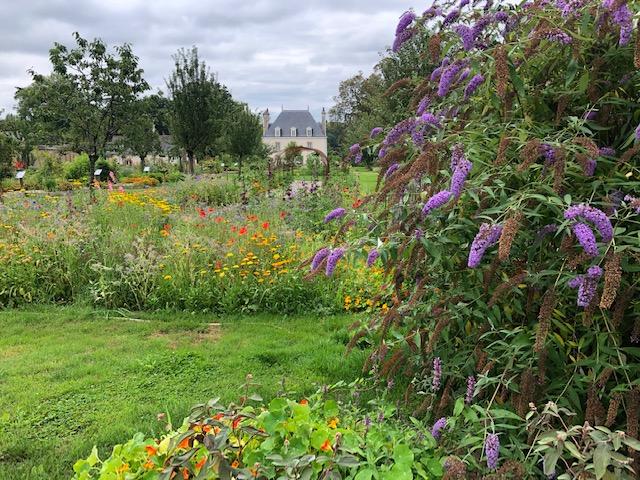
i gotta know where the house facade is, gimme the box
[262,109,328,164]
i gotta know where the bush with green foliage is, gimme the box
[325,0,640,477]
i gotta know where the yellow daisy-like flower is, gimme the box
[163,275,172,280]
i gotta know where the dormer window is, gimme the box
[275,127,282,137]
[290,127,297,137]
[306,127,313,137]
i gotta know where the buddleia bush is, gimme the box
[320,0,640,477]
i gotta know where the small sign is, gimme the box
[143,166,151,173]
[15,170,26,179]
[94,169,103,176]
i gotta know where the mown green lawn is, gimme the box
[0,307,366,480]
[352,167,379,194]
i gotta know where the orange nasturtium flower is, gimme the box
[178,437,190,449]
[196,457,207,470]
[213,413,224,421]
[320,439,333,452]
[182,468,190,479]
[327,417,339,429]
[299,399,308,405]
[143,460,155,469]
[145,445,158,456]
[231,460,240,468]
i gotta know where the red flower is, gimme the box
[198,208,206,218]
[279,211,287,219]
[232,417,242,429]
[352,198,363,208]
[231,226,238,233]
[239,226,248,235]
[262,222,269,230]
[320,439,332,452]
[215,216,224,224]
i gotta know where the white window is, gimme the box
[290,127,297,136]
[275,142,281,152]
[306,127,313,136]
[275,127,281,137]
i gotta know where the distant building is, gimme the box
[262,108,327,164]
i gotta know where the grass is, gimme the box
[0,307,366,480]
[351,167,379,194]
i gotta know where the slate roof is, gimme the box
[264,110,326,137]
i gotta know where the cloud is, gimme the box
[0,0,418,119]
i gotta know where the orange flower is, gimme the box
[262,222,269,230]
[143,460,155,470]
[215,216,224,224]
[299,399,309,405]
[232,417,242,429]
[279,211,287,219]
[182,468,190,479]
[327,417,339,429]
[247,214,258,222]
[145,445,158,456]
[178,437,190,449]
[203,425,212,433]
[239,226,248,235]
[196,457,207,470]
[212,413,224,421]
[320,439,332,452]
[231,226,238,233]
[231,460,240,468]
[352,198,363,208]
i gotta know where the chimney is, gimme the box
[321,107,327,134]
[262,108,270,135]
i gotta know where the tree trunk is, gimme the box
[187,151,195,175]
[89,152,98,187]
[140,154,146,173]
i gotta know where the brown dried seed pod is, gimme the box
[574,136,600,157]
[380,349,404,377]
[632,318,640,344]
[518,139,542,171]
[483,256,501,293]
[495,134,511,166]
[612,287,634,328]
[617,144,640,168]
[442,457,466,480]
[535,288,556,353]
[498,212,523,261]
[582,290,600,327]
[605,393,621,428]
[552,147,566,194]
[412,396,432,418]
[383,78,412,97]
[476,350,488,373]
[626,387,639,439]
[515,369,536,418]
[494,45,509,101]
[436,379,453,418]
[425,316,451,354]
[537,349,547,384]
[346,330,368,353]
[586,385,606,426]
[596,367,614,389]
[555,95,569,125]
[600,253,622,309]
[428,33,442,63]
[487,271,528,308]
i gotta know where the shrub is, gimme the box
[73,383,444,480]
[63,153,90,180]
[173,178,241,206]
[325,0,640,477]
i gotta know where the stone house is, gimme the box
[261,108,328,164]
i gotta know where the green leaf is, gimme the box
[393,444,414,466]
[593,444,610,480]
[453,397,464,417]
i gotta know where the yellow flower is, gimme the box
[327,418,339,429]
[163,275,172,280]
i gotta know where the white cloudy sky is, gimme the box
[0,0,422,118]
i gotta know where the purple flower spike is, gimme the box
[468,223,503,268]
[572,223,599,257]
[311,247,330,271]
[396,10,417,35]
[324,208,346,223]
[485,433,500,470]
[568,266,603,307]
[384,163,400,179]
[422,190,452,216]
[464,74,485,100]
[370,127,383,138]
[450,159,473,198]
[465,376,476,404]
[564,204,613,243]
[325,248,345,276]
[349,144,361,155]
[635,123,640,141]
[432,357,442,391]
[431,417,447,440]
[366,248,379,267]
[416,96,431,116]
